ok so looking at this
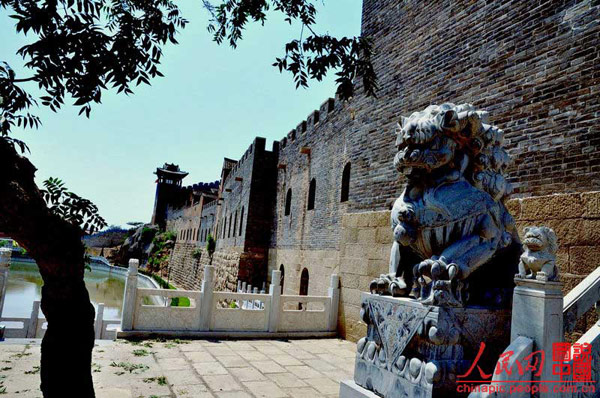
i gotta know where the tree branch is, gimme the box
[12,77,36,83]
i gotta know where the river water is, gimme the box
[2,260,153,320]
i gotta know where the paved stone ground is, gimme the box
[0,338,356,397]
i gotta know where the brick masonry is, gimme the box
[154,0,600,340]
[167,242,241,292]
[337,192,600,342]
[268,0,600,276]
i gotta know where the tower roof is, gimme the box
[155,163,189,180]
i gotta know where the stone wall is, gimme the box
[355,0,600,205]
[267,248,339,296]
[271,0,600,235]
[337,211,392,342]
[509,191,600,294]
[336,192,600,342]
[164,242,203,290]
[216,140,258,249]
[271,98,355,252]
[269,0,600,269]
[167,242,240,292]
[155,0,600,342]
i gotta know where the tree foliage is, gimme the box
[204,0,377,99]
[206,233,216,265]
[41,177,107,234]
[0,0,188,139]
[0,0,376,144]
[1,0,377,245]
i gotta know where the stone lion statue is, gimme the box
[371,103,521,307]
[516,226,558,281]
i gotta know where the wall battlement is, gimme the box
[150,0,600,339]
[280,97,336,151]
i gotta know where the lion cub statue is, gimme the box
[516,226,558,282]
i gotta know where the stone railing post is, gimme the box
[121,259,139,331]
[199,265,214,331]
[26,300,40,338]
[0,248,11,318]
[328,274,340,332]
[268,270,281,333]
[95,303,105,340]
[241,281,247,309]
[511,277,563,397]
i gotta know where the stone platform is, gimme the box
[339,380,380,398]
[0,337,355,397]
[348,293,512,398]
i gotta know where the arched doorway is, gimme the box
[299,268,309,309]
[279,264,285,294]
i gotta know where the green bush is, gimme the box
[206,234,216,265]
[191,248,202,260]
[141,227,157,242]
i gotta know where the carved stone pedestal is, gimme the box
[342,293,512,398]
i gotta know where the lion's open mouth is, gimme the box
[523,235,543,250]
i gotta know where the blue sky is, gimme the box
[1,2,362,227]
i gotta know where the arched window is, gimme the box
[307,178,316,211]
[228,214,232,238]
[299,268,309,296]
[285,188,292,216]
[341,162,351,202]
[279,264,285,294]
[239,207,244,236]
[233,211,238,237]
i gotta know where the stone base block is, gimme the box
[353,293,512,398]
[339,380,380,398]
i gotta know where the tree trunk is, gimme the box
[0,140,96,397]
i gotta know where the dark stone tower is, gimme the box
[151,163,188,230]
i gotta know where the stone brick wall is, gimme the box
[269,0,600,269]
[216,140,257,249]
[198,200,217,244]
[267,248,339,296]
[167,242,241,292]
[215,137,278,285]
[164,138,278,292]
[336,192,600,342]
[271,97,355,252]
[337,211,392,342]
[167,242,205,290]
[508,191,600,295]
[354,0,600,207]
[269,0,600,231]
[156,0,600,341]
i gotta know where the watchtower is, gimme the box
[151,163,188,229]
